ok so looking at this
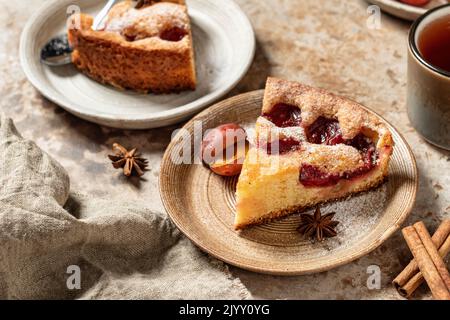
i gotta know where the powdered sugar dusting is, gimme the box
[104,2,188,38]
[236,178,389,251]
[308,183,388,254]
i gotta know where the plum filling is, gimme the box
[122,26,187,42]
[301,117,379,187]
[259,137,302,155]
[263,103,302,128]
[300,150,376,187]
[300,143,378,187]
[124,34,137,42]
[306,117,344,145]
[300,164,341,187]
[306,117,376,152]
[160,27,188,42]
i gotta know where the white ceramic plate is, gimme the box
[20,0,255,129]
[367,0,447,21]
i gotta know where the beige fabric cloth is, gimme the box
[0,116,250,299]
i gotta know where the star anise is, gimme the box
[297,207,339,242]
[108,143,148,177]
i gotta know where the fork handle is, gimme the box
[92,0,118,30]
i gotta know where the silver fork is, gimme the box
[92,0,118,31]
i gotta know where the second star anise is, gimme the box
[297,207,340,242]
[108,143,148,177]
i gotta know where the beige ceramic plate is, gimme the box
[368,0,447,21]
[19,0,254,129]
[160,90,418,275]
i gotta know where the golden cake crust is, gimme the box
[68,0,196,93]
[262,77,392,142]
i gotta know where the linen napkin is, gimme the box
[0,116,250,299]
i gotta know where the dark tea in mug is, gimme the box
[417,14,450,73]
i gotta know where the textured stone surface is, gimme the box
[0,0,449,299]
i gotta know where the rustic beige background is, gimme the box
[0,0,448,299]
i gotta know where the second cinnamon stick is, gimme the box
[414,221,450,291]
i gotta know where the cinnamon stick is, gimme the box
[414,222,450,291]
[394,220,450,297]
[402,225,450,300]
